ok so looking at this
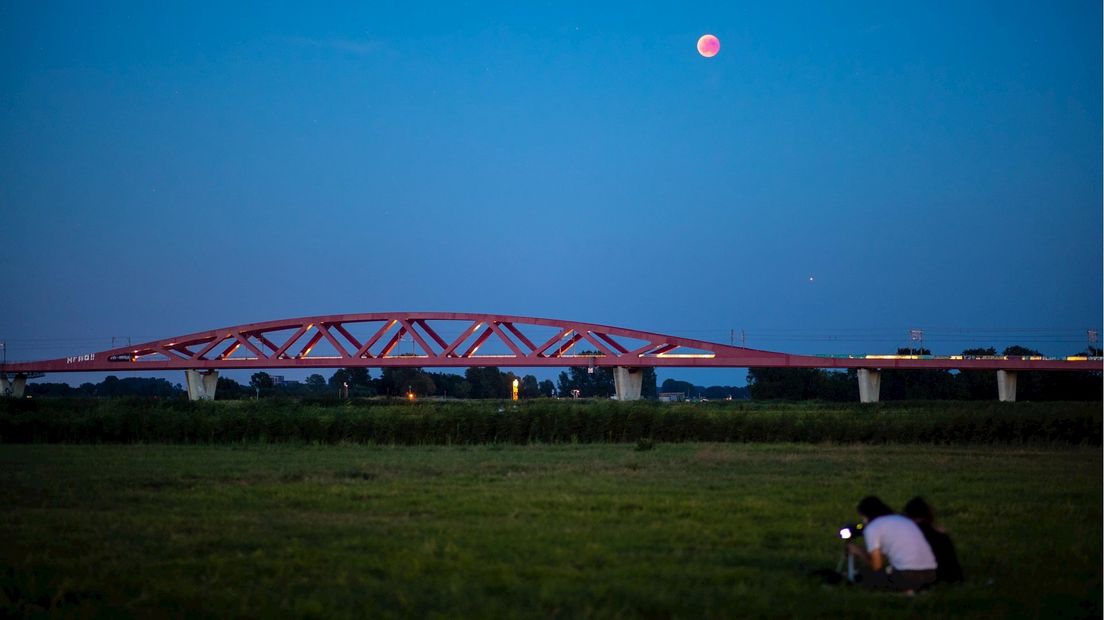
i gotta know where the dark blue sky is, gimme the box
[2,1,1100,387]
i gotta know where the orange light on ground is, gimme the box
[512,378,519,401]
[407,391,415,401]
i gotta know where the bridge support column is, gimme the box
[185,370,218,401]
[857,369,881,403]
[613,367,643,401]
[1,373,27,398]
[997,370,1017,402]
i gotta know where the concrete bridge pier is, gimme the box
[1,373,27,398]
[997,370,1017,402]
[857,368,881,403]
[613,367,643,401]
[185,370,219,401]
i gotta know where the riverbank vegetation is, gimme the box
[2,399,1098,445]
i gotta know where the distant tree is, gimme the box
[269,380,312,397]
[327,368,375,396]
[450,380,473,399]
[954,370,993,400]
[328,368,370,387]
[409,371,436,397]
[747,368,809,400]
[1041,350,1102,400]
[426,372,471,398]
[138,377,181,397]
[99,376,121,396]
[999,344,1101,401]
[701,385,727,400]
[347,368,371,387]
[537,379,555,397]
[27,376,203,399]
[876,348,954,400]
[818,372,855,401]
[896,347,932,356]
[882,369,957,401]
[379,368,435,397]
[556,356,614,398]
[701,384,755,400]
[250,372,274,389]
[465,367,508,399]
[216,377,245,399]
[328,369,350,389]
[745,368,853,401]
[660,379,694,396]
[556,371,571,395]
[25,382,77,397]
[955,348,998,400]
[305,374,327,390]
[641,368,658,398]
[559,367,658,398]
[501,372,519,398]
[92,375,181,398]
[375,368,396,394]
[962,347,997,356]
[520,375,540,398]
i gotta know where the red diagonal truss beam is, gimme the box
[3,312,1100,374]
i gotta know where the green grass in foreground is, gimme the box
[0,444,1100,618]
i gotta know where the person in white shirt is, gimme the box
[846,496,938,592]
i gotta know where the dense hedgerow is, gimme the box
[0,398,1099,445]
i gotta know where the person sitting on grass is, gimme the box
[846,496,938,593]
[904,496,963,585]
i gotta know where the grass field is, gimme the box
[1,443,1099,618]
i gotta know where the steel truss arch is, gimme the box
[2,312,1100,373]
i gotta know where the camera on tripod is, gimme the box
[836,522,865,583]
[838,522,864,540]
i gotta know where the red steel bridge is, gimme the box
[2,312,1100,402]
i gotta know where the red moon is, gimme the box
[697,34,720,58]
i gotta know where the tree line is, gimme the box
[25,375,180,398]
[234,363,659,400]
[747,346,1102,401]
[24,365,646,400]
[225,367,555,400]
[19,367,752,402]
